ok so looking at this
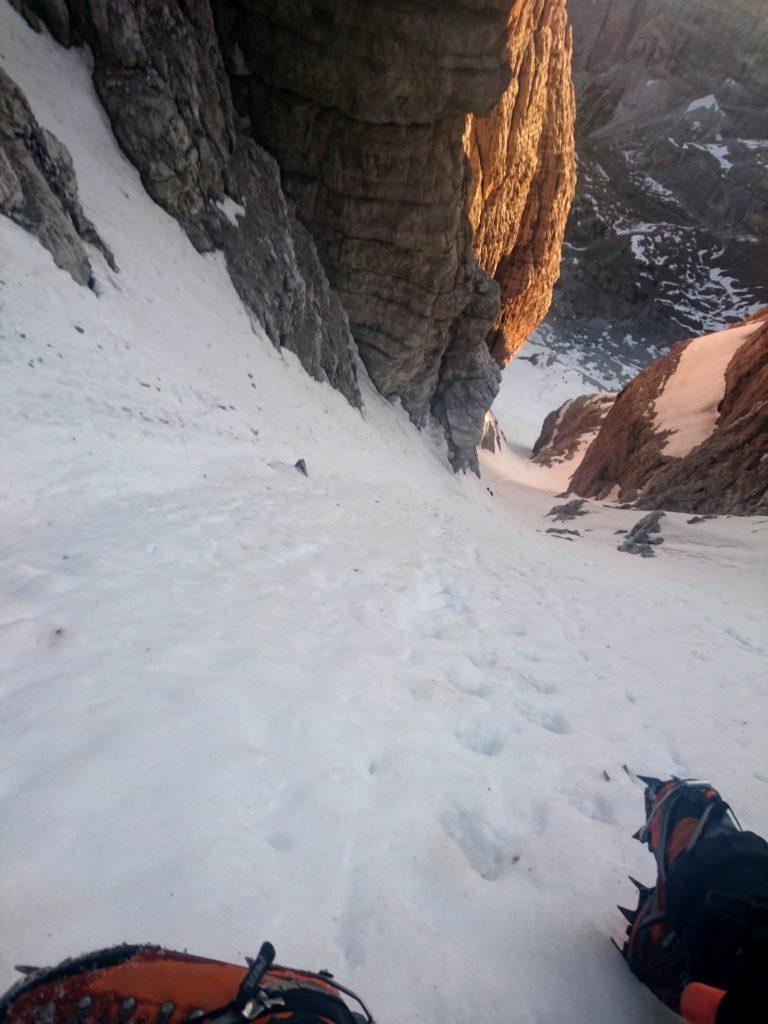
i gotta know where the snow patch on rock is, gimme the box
[654,322,756,457]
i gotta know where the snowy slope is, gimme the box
[2,10,767,1024]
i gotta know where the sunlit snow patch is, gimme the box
[653,320,759,458]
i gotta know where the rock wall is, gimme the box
[532,392,615,467]
[465,0,576,364]
[561,312,768,515]
[544,0,768,378]
[215,0,575,470]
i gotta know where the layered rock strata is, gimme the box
[546,312,768,515]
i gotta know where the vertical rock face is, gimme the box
[545,0,768,377]
[214,0,516,469]
[465,0,576,364]
[215,0,576,470]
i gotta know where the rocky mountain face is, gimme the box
[542,0,768,383]
[532,392,614,466]
[215,0,575,469]
[4,0,575,472]
[537,312,768,515]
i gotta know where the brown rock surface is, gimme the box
[567,313,768,514]
[465,0,576,364]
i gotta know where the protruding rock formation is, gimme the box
[547,312,768,515]
[544,0,768,378]
[0,66,114,286]
[532,392,615,467]
[465,0,576,364]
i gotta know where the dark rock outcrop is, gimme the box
[480,410,506,453]
[0,66,114,286]
[465,0,576,363]
[542,0,768,379]
[563,313,768,515]
[532,392,615,466]
[618,511,665,557]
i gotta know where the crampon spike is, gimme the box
[637,775,664,788]
[618,905,638,924]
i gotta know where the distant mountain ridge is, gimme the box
[538,0,768,383]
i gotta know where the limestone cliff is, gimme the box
[0,65,114,287]
[465,0,576,364]
[9,0,362,407]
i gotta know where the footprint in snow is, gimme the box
[441,807,521,881]
[517,673,558,696]
[556,788,617,826]
[454,716,520,756]
[465,646,499,670]
[517,703,570,735]
[266,830,294,851]
[445,662,494,698]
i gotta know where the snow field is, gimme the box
[2,9,767,1024]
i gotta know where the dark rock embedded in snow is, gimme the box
[480,410,507,454]
[618,511,665,557]
[546,498,588,523]
[0,67,114,285]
